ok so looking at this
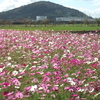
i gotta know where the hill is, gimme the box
[0,1,89,21]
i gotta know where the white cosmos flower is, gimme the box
[30,85,38,91]
[98,50,100,53]
[0,68,4,72]
[78,89,86,92]
[7,63,11,66]
[11,65,17,68]
[70,81,76,86]
[7,57,11,60]
[67,77,76,86]
[93,57,98,62]
[89,88,94,93]
[85,61,92,64]
[12,70,18,76]
[94,92,100,98]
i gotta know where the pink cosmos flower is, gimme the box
[94,86,100,91]
[64,73,68,77]
[69,97,74,100]
[15,91,24,99]
[51,86,58,91]
[64,87,70,90]
[0,65,3,68]
[2,91,8,97]
[72,94,78,97]
[11,78,21,86]
[8,95,15,100]
[24,86,31,91]
[3,82,9,86]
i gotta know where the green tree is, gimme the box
[22,18,30,27]
[70,20,76,26]
[83,19,89,26]
[5,20,12,27]
[95,18,100,26]
[0,19,3,26]
[40,19,50,27]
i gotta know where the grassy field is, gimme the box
[0,24,100,31]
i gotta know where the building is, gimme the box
[56,17,94,22]
[36,16,47,21]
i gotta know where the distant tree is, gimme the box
[95,18,100,26]
[22,18,30,27]
[28,19,33,27]
[5,20,12,27]
[40,19,50,27]
[32,21,37,27]
[70,20,76,26]
[82,19,89,26]
[0,19,3,26]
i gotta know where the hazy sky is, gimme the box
[0,0,100,18]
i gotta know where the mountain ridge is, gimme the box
[0,1,89,21]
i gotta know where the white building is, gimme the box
[36,16,47,21]
[56,17,94,22]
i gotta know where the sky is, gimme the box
[0,0,100,18]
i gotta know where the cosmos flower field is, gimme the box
[0,29,100,100]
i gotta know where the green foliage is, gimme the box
[95,18,100,26]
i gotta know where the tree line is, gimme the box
[0,18,100,27]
